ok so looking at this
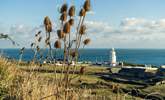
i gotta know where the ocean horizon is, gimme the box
[1,48,165,67]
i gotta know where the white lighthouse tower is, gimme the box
[110,48,117,67]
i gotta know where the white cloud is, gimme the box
[1,18,165,48]
[84,18,165,48]
[121,17,146,27]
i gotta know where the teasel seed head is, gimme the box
[60,3,68,13]
[63,22,71,33]
[60,12,67,22]
[54,40,61,48]
[79,8,86,17]
[68,5,75,17]
[44,16,52,33]
[83,38,91,45]
[83,0,91,12]
[57,29,65,39]
[79,25,86,35]
[46,23,52,33]
[69,18,74,26]
[44,16,51,26]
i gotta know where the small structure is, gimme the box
[110,48,117,67]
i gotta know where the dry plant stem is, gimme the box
[77,15,86,49]
[75,15,86,62]
[48,32,53,60]
[69,16,83,80]
[59,21,65,84]
[71,16,86,80]
[65,16,74,85]
[54,48,57,81]
[49,43,53,59]
[75,17,82,50]
[19,53,23,64]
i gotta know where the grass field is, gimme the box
[0,57,165,100]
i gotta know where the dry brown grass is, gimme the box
[0,58,96,100]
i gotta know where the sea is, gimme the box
[1,48,165,67]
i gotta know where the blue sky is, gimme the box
[1,0,165,48]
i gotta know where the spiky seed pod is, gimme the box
[57,30,65,39]
[69,18,74,26]
[44,16,51,25]
[38,37,42,42]
[79,8,86,17]
[60,3,68,13]
[68,6,75,17]
[60,12,67,22]
[44,16,52,33]
[83,38,91,45]
[63,22,71,33]
[79,25,86,35]
[54,40,61,48]
[83,0,90,11]
[47,24,52,33]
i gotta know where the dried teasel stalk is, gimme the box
[83,38,91,45]
[57,29,65,39]
[54,40,61,48]
[60,3,68,13]
[60,12,67,22]
[79,8,86,17]
[79,25,86,35]
[69,18,74,26]
[83,0,91,12]
[63,22,71,33]
[44,16,51,25]
[68,5,75,17]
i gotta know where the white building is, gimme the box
[110,48,117,67]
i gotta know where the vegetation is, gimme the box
[0,0,165,100]
[0,57,144,100]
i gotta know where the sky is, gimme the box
[1,0,165,48]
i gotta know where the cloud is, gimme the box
[120,17,146,27]
[84,18,165,48]
[87,10,96,15]
[1,18,165,48]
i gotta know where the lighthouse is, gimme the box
[110,48,117,67]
